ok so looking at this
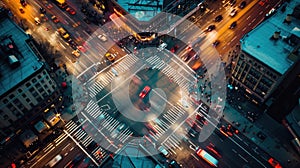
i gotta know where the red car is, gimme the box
[268,158,282,168]
[66,6,76,15]
[139,86,151,99]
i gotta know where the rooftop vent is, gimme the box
[8,55,20,68]
[284,14,292,24]
[271,31,281,40]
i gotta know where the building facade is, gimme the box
[231,0,300,106]
[0,10,60,140]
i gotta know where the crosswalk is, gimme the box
[145,55,191,93]
[83,100,134,144]
[146,104,190,155]
[87,54,139,98]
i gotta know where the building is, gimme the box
[231,0,300,106]
[0,9,60,141]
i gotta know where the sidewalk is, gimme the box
[223,104,300,168]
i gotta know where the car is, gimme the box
[192,61,203,71]
[215,15,223,22]
[34,17,41,25]
[230,9,238,17]
[66,6,76,15]
[229,0,237,6]
[158,146,169,157]
[268,158,282,168]
[20,0,26,7]
[266,8,276,17]
[158,42,167,51]
[51,15,59,23]
[40,7,46,14]
[206,143,221,158]
[77,46,86,53]
[105,52,115,61]
[98,34,107,42]
[169,160,182,168]
[212,40,220,47]
[19,7,25,13]
[139,86,151,99]
[207,25,216,32]
[239,1,247,9]
[72,50,80,57]
[229,21,237,29]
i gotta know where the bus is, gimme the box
[196,148,218,167]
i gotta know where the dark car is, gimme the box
[215,15,223,22]
[229,0,237,6]
[229,21,237,29]
[212,40,220,47]
[40,7,46,14]
[239,1,247,9]
[66,6,76,15]
[169,160,182,168]
[207,25,216,32]
[20,0,26,7]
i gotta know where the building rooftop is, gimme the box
[0,13,43,96]
[240,0,300,75]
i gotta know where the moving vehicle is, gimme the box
[139,86,151,99]
[207,25,216,32]
[19,7,25,13]
[169,160,182,168]
[105,52,115,61]
[196,148,218,167]
[40,7,46,14]
[158,146,169,157]
[66,6,76,15]
[230,9,238,17]
[20,0,26,7]
[34,17,41,25]
[51,15,59,23]
[158,42,167,51]
[215,15,223,22]
[53,0,68,9]
[239,1,247,9]
[72,50,80,57]
[57,27,70,40]
[47,154,63,168]
[212,40,220,47]
[98,34,107,42]
[229,21,237,29]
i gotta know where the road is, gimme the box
[2,0,285,167]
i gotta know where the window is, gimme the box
[22,94,26,98]
[29,88,34,92]
[26,83,31,87]
[32,78,37,83]
[32,91,38,97]
[9,94,14,99]
[18,89,22,93]
[3,99,8,104]
[37,97,43,102]
[38,87,44,93]
[36,83,41,88]
[38,75,41,79]
[26,98,30,103]
[29,103,34,107]
[8,119,13,124]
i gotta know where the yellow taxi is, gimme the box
[105,52,115,61]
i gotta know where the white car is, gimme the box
[158,146,169,157]
[230,9,238,17]
[34,17,41,25]
[158,42,167,51]
[98,34,107,42]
